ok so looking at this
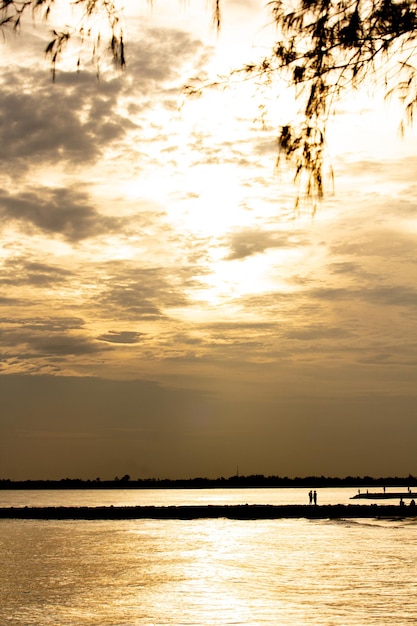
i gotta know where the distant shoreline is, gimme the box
[1,504,416,520]
[1,476,416,490]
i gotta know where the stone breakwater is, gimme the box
[0,504,416,520]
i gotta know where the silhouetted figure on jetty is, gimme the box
[308,490,313,504]
[313,490,317,505]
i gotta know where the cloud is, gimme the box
[224,227,301,260]
[0,186,122,242]
[331,229,417,261]
[0,296,22,306]
[124,28,205,86]
[1,317,85,333]
[285,325,353,341]
[363,285,417,308]
[0,259,72,287]
[0,26,208,178]
[97,331,144,344]
[328,262,362,276]
[94,263,195,321]
[310,285,417,308]
[23,333,104,357]
[0,317,106,363]
[0,69,129,169]
[337,155,417,184]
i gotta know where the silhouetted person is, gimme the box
[313,490,317,505]
[309,490,313,504]
[410,499,415,508]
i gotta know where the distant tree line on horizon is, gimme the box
[0,474,416,490]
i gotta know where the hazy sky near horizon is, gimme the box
[0,0,416,481]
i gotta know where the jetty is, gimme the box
[1,503,416,520]
[351,492,417,500]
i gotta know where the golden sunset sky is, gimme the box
[1,0,416,480]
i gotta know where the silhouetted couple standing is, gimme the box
[309,490,317,505]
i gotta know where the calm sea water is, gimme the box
[1,488,416,625]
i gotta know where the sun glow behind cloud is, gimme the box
[0,0,417,480]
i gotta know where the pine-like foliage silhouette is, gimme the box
[254,0,417,203]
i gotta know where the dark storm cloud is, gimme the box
[224,228,302,260]
[97,331,144,344]
[0,186,122,241]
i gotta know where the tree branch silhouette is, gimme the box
[2,0,417,202]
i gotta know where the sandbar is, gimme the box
[1,504,416,520]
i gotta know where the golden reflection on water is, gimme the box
[1,511,417,624]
